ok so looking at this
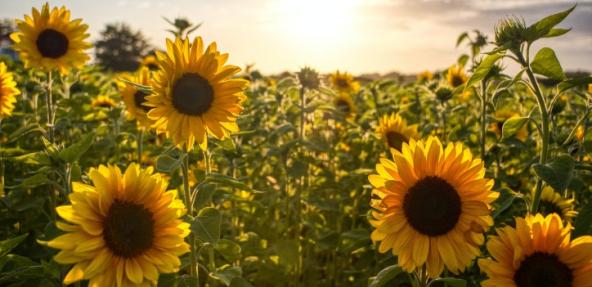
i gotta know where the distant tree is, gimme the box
[94,23,151,72]
[163,17,201,38]
[0,19,16,41]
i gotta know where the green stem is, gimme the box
[46,71,57,221]
[137,130,144,166]
[517,52,550,213]
[182,147,198,286]
[480,83,488,160]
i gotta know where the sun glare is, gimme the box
[273,0,359,45]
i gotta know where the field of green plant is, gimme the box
[0,3,591,287]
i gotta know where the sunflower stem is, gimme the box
[137,129,144,166]
[480,82,488,160]
[517,51,549,213]
[46,71,57,221]
[182,146,198,286]
[297,86,306,281]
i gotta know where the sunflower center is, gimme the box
[36,29,69,59]
[336,100,351,114]
[172,73,214,116]
[386,131,408,151]
[450,75,465,87]
[134,90,151,112]
[514,252,573,287]
[539,200,564,218]
[403,176,461,236]
[336,79,349,89]
[103,200,155,258]
[147,63,159,70]
[95,101,113,108]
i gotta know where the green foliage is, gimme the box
[531,47,565,80]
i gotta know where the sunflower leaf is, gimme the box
[532,154,575,193]
[0,234,28,258]
[190,207,221,244]
[58,133,94,163]
[573,202,592,238]
[464,53,504,91]
[501,116,529,140]
[524,5,575,43]
[531,47,565,80]
[368,265,403,287]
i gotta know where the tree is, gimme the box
[94,23,151,72]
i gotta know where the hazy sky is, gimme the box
[1,0,590,74]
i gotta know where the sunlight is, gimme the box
[273,0,359,46]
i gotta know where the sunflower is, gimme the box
[376,113,419,151]
[588,83,592,94]
[0,62,20,118]
[368,136,498,277]
[141,55,159,71]
[42,164,190,287]
[146,37,248,150]
[490,109,528,141]
[91,95,116,109]
[479,213,592,287]
[11,3,91,74]
[446,65,468,88]
[536,186,577,223]
[417,70,433,82]
[121,67,155,129]
[328,70,360,94]
[334,93,355,118]
[575,125,585,142]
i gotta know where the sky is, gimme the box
[1,0,590,75]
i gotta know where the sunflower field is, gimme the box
[0,3,592,287]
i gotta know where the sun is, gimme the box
[273,0,359,45]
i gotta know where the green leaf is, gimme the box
[531,47,564,80]
[573,202,592,238]
[533,154,575,193]
[456,32,469,47]
[117,77,153,93]
[0,234,28,257]
[212,266,242,286]
[544,28,571,38]
[430,277,467,287]
[58,133,94,163]
[14,173,49,189]
[368,265,403,287]
[190,207,221,244]
[558,76,592,93]
[493,188,523,218]
[215,239,242,262]
[205,173,255,192]
[525,5,575,43]
[501,117,529,140]
[464,53,504,90]
[155,154,183,173]
[275,240,299,267]
[229,277,254,287]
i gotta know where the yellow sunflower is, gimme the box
[479,213,592,287]
[369,136,498,278]
[490,109,528,141]
[91,95,116,109]
[328,70,360,94]
[121,67,155,129]
[376,113,419,151]
[42,164,190,287]
[141,55,159,71]
[334,93,355,118]
[11,3,91,74]
[588,83,592,94]
[575,125,585,142]
[146,37,248,150]
[446,65,468,88]
[536,186,577,223]
[0,62,20,118]
[417,70,433,82]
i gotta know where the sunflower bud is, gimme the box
[494,16,527,54]
[297,66,320,90]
